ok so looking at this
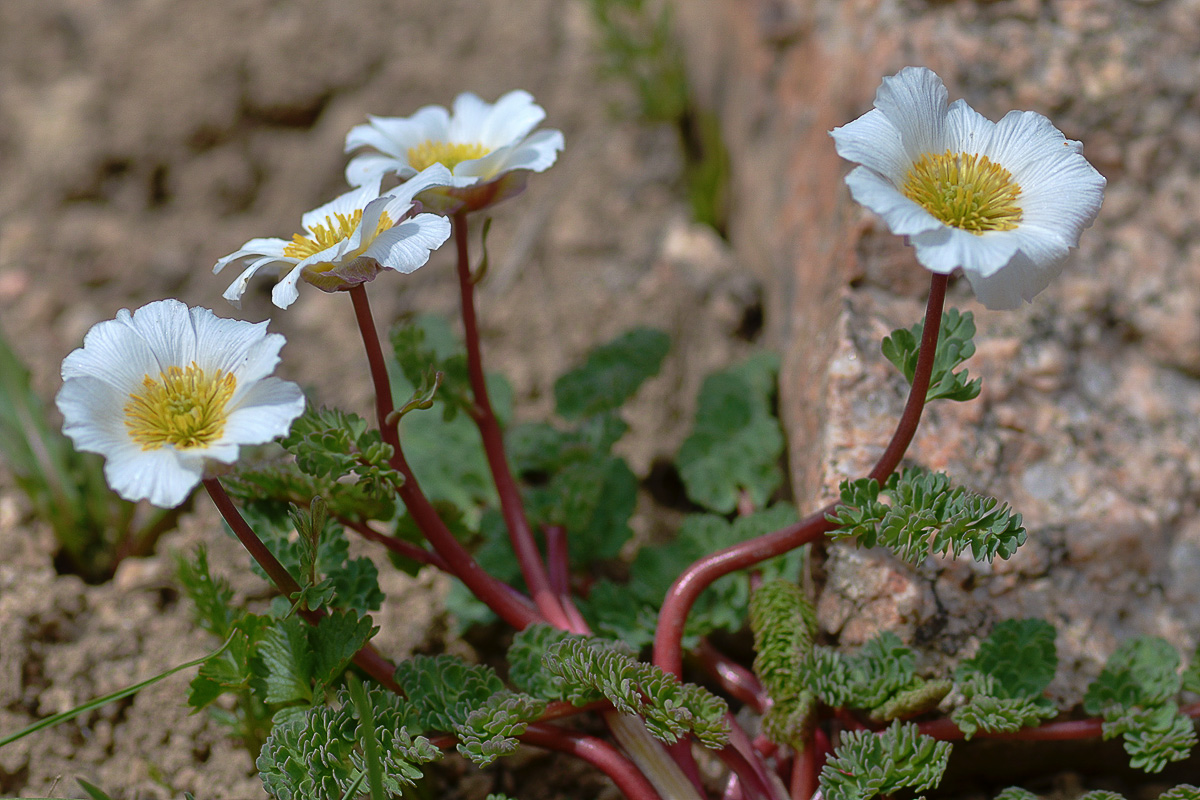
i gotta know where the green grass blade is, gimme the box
[0,633,236,748]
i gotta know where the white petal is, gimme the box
[56,376,134,455]
[911,226,1020,276]
[944,99,996,156]
[345,153,412,187]
[62,305,172,391]
[362,213,452,274]
[378,164,456,220]
[221,255,290,309]
[301,178,382,233]
[458,129,564,179]
[449,92,492,140]
[104,445,203,508]
[222,377,306,444]
[844,168,944,237]
[874,66,950,162]
[963,251,1063,310]
[187,308,273,378]
[346,107,451,156]
[128,299,200,373]
[830,109,909,185]
[477,90,546,148]
[271,264,305,309]
[213,237,289,274]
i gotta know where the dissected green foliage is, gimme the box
[257,683,437,800]
[541,635,730,748]
[1083,637,1197,772]
[828,468,1025,566]
[232,507,384,615]
[393,655,545,765]
[506,623,575,701]
[952,619,1059,738]
[819,721,951,800]
[996,787,1200,800]
[583,504,801,649]
[283,406,405,495]
[676,352,785,513]
[553,327,670,420]
[881,308,982,402]
[749,580,818,748]
[804,633,951,723]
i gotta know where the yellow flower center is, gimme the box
[282,210,394,268]
[406,140,490,171]
[902,150,1023,234]
[124,363,237,450]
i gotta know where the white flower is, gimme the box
[344,90,564,213]
[214,165,453,309]
[831,67,1105,309]
[56,299,306,508]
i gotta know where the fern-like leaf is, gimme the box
[542,636,730,748]
[881,308,982,402]
[257,684,436,800]
[1083,637,1197,773]
[818,721,951,800]
[828,468,1025,566]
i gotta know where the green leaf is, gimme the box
[1083,637,1196,773]
[994,789,1039,800]
[76,778,117,800]
[507,623,574,701]
[188,621,262,710]
[526,453,638,562]
[749,580,818,749]
[311,610,377,696]
[827,468,1026,566]
[390,313,473,421]
[957,619,1058,699]
[542,635,729,748]
[1100,704,1197,773]
[819,721,952,800]
[1084,637,1183,714]
[257,683,437,800]
[802,633,950,722]
[392,655,544,765]
[260,616,316,705]
[677,353,784,513]
[582,504,801,649]
[1160,787,1200,800]
[553,328,670,419]
[881,308,982,402]
[176,545,238,638]
[951,674,1056,740]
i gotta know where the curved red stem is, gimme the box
[652,273,948,678]
[521,723,664,800]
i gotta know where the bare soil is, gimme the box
[2,0,1199,798]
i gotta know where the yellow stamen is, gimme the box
[406,140,490,172]
[902,150,1023,234]
[283,210,394,266]
[124,363,237,450]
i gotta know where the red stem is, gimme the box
[918,700,1200,742]
[521,723,665,800]
[652,273,948,678]
[791,735,818,800]
[452,213,570,629]
[341,517,451,572]
[348,285,539,630]
[203,478,401,693]
[545,524,593,633]
[696,639,768,712]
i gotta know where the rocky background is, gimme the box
[0,0,1198,797]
